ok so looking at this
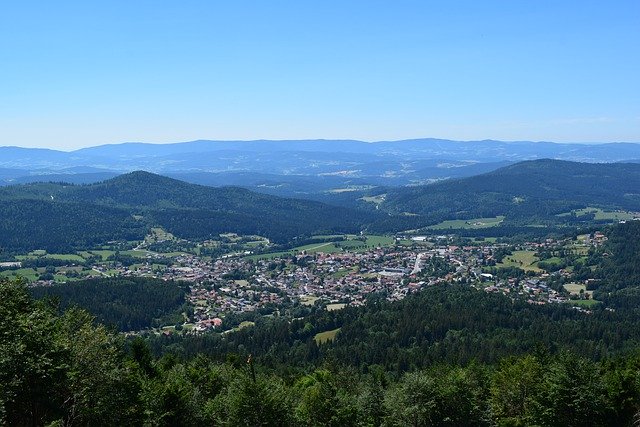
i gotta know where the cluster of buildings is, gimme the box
[19,230,611,332]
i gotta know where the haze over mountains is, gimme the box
[2,139,640,198]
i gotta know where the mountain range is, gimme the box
[2,139,640,199]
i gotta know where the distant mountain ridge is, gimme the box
[2,138,639,199]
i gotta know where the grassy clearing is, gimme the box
[296,242,343,254]
[475,237,498,243]
[558,207,636,221]
[327,185,374,194]
[364,235,395,247]
[427,216,505,230]
[359,194,386,204]
[145,227,176,242]
[327,303,346,311]
[246,251,295,261]
[300,295,319,306]
[121,250,153,258]
[540,256,563,265]
[314,328,340,344]
[83,250,115,260]
[564,283,586,294]
[237,321,255,330]
[47,254,86,262]
[0,268,40,281]
[161,252,190,257]
[568,299,600,308]
[246,234,395,260]
[16,253,84,262]
[497,250,541,272]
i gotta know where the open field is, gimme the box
[563,283,594,298]
[427,216,505,230]
[327,303,346,311]
[558,207,637,221]
[17,253,84,262]
[476,237,498,243]
[300,295,319,306]
[0,268,40,281]
[121,250,153,258]
[245,234,395,260]
[145,227,176,242]
[314,328,340,344]
[564,283,586,294]
[364,235,395,247]
[359,194,386,204]
[496,250,541,272]
[568,299,600,308]
[327,185,374,193]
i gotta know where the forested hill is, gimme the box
[375,159,640,225]
[0,172,375,252]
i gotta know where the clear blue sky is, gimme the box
[1,1,638,149]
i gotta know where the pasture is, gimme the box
[568,299,600,308]
[496,250,541,272]
[246,234,395,260]
[427,216,505,230]
[558,207,637,221]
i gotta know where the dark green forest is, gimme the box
[5,165,640,425]
[2,160,640,253]
[30,277,188,331]
[0,172,373,253]
[5,278,640,426]
[373,159,640,229]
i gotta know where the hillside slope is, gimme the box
[0,172,374,252]
[376,160,640,226]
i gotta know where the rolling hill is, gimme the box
[0,172,375,253]
[373,159,640,228]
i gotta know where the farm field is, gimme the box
[16,250,85,262]
[558,207,637,221]
[246,234,395,260]
[0,268,40,281]
[496,250,541,272]
[568,299,600,308]
[78,250,115,260]
[427,216,505,230]
[563,283,595,299]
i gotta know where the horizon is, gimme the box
[1,1,638,150]
[2,137,640,153]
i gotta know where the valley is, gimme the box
[13,219,623,335]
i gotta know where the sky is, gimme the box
[0,1,638,150]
